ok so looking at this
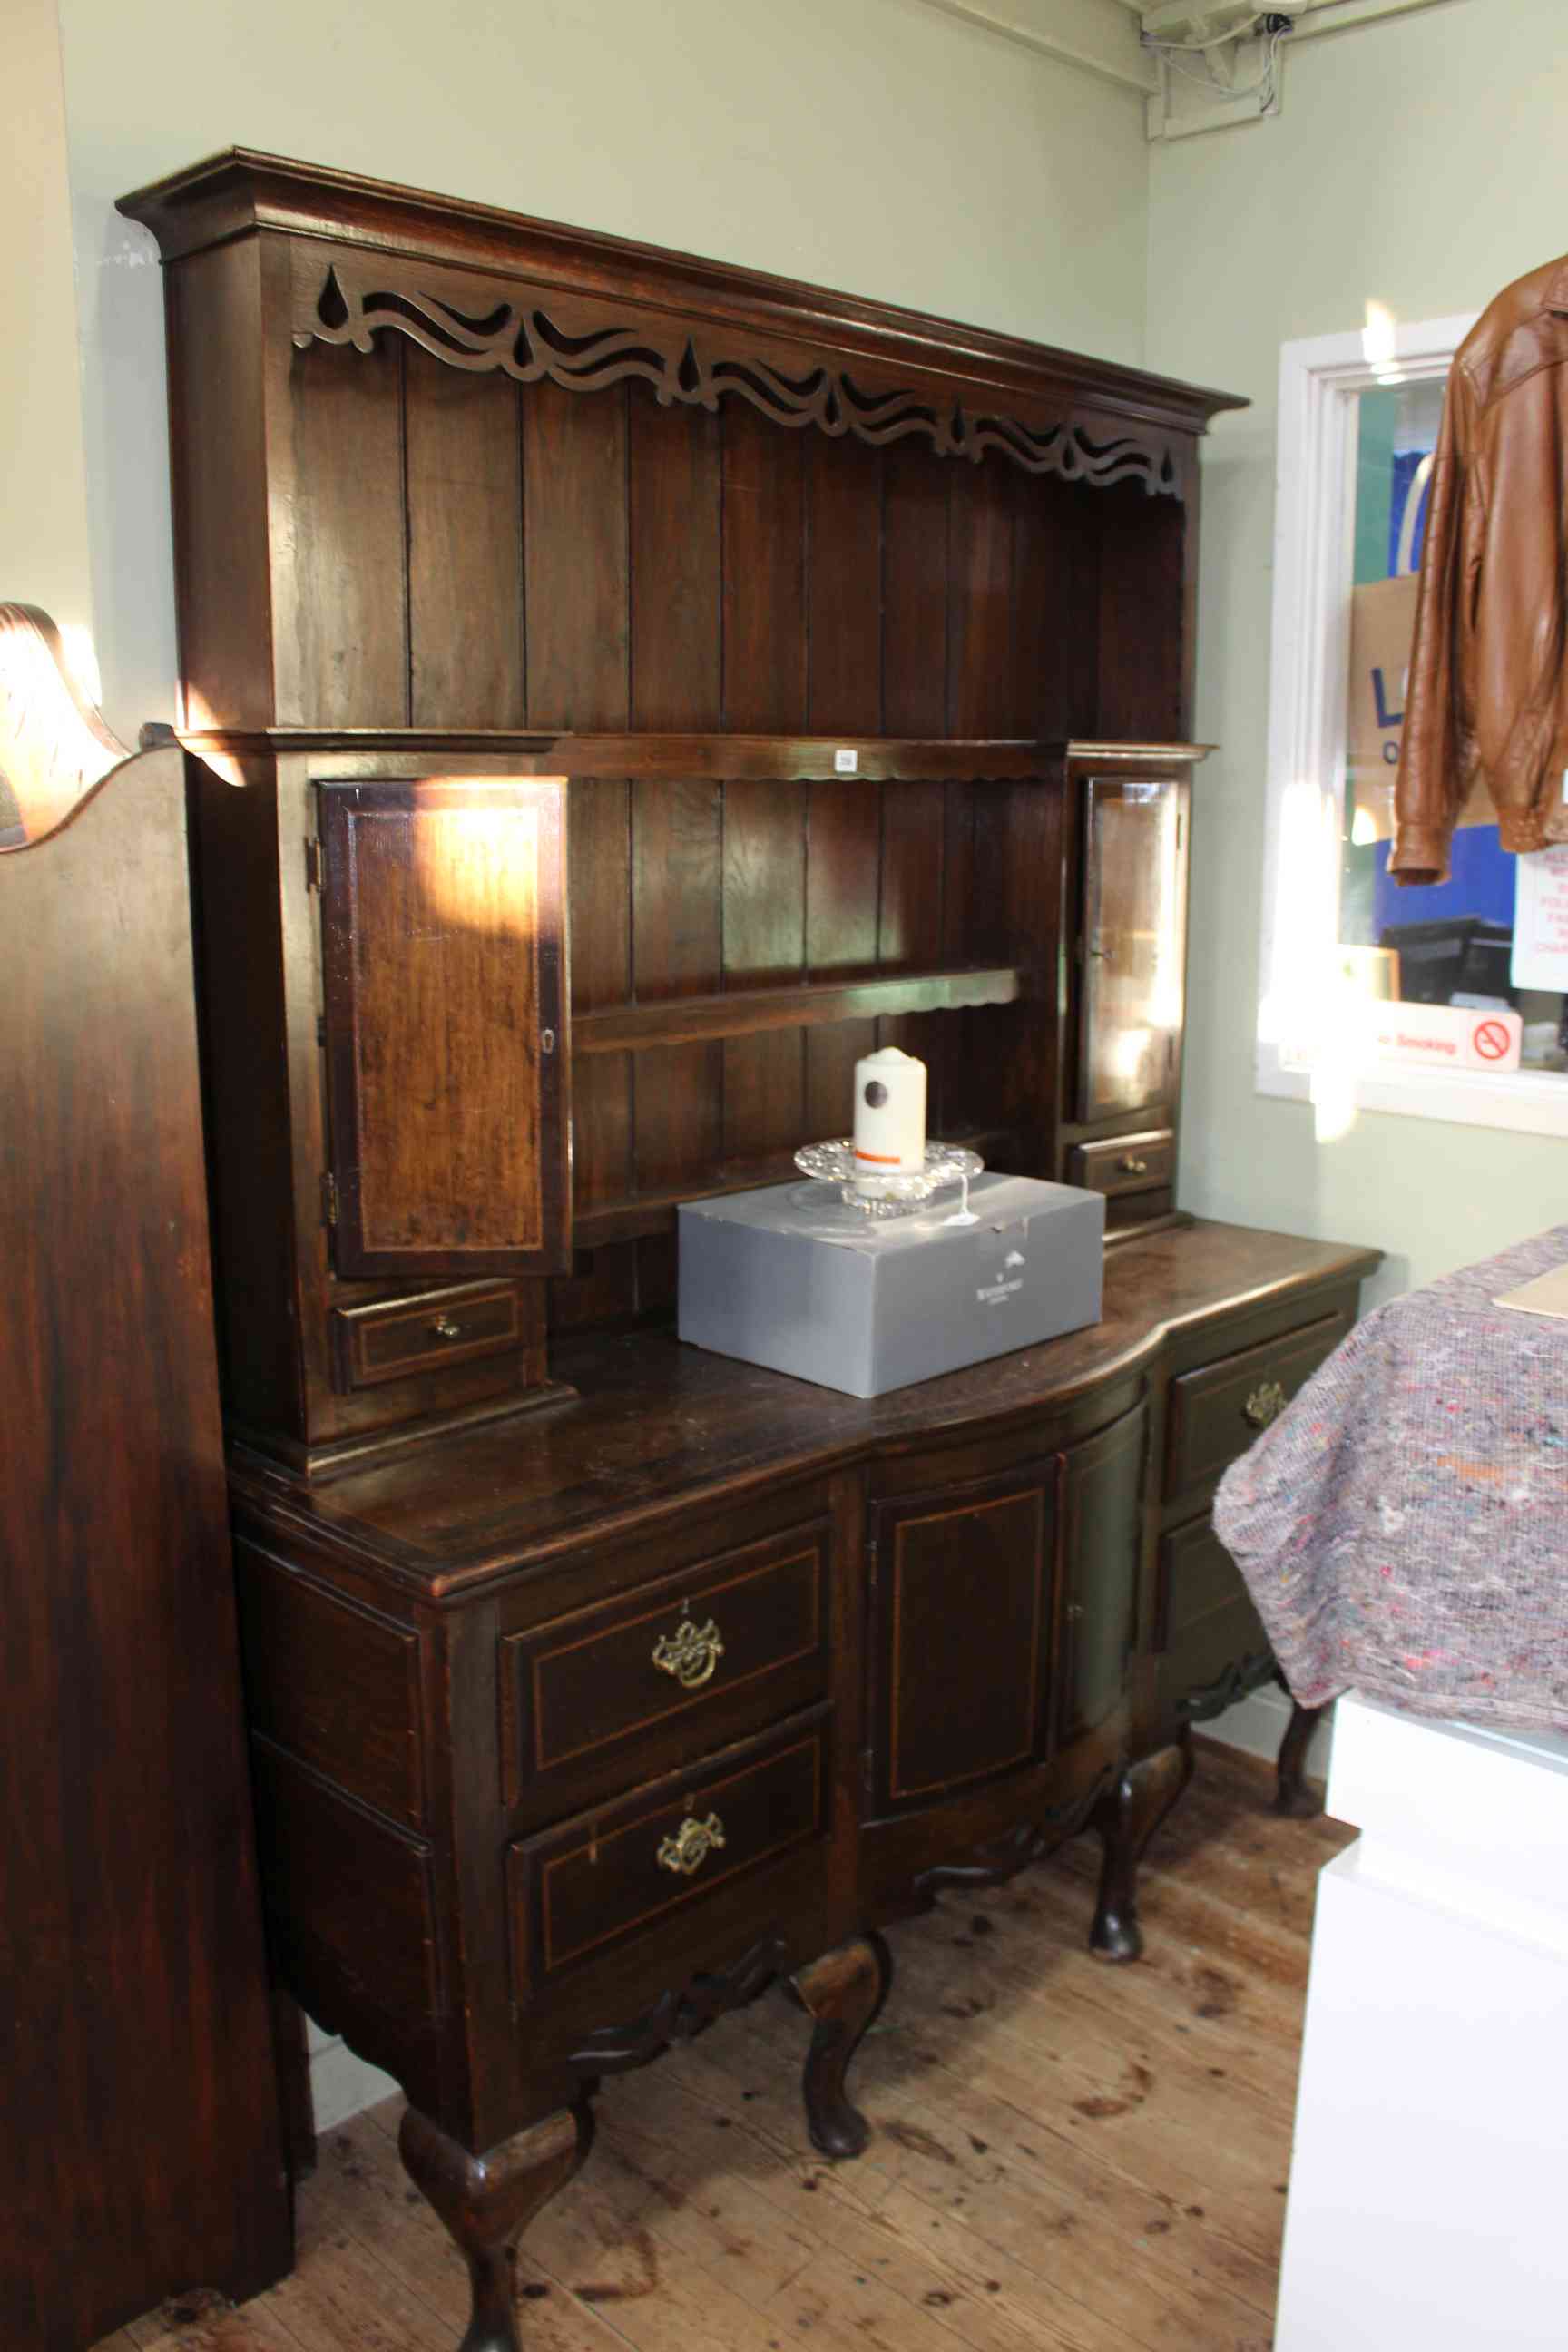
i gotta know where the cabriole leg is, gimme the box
[399,2103,593,2352]
[1276,1697,1328,1818]
[1089,1739,1194,1964]
[792,1932,892,2160]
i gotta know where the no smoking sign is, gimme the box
[1366,1002,1523,1073]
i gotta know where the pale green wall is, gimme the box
[54,0,1152,740]
[1147,0,1568,1302]
[1,0,93,641]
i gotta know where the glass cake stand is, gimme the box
[793,1139,984,1222]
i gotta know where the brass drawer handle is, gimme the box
[652,1615,725,1690]
[433,1317,465,1341]
[1118,1155,1149,1177]
[657,1811,726,1877]
[1243,1380,1289,1431]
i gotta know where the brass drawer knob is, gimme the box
[1118,1155,1149,1177]
[433,1316,465,1340]
[657,1811,726,1877]
[1243,1380,1289,1431]
[652,1615,725,1690]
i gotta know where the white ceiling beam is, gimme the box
[1285,0,1469,38]
[904,0,1160,92]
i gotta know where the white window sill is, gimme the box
[1257,1040,1568,1138]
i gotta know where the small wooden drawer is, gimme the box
[500,1522,829,1814]
[508,1710,828,1986]
[1069,1129,1175,1200]
[331,1281,524,1392]
[1165,1310,1349,1504]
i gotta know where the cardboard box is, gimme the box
[677,1174,1105,1398]
[1348,574,1492,840]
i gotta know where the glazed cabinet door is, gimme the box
[1059,1401,1148,1743]
[871,1456,1059,1814]
[318,778,571,1278]
[1077,772,1188,1125]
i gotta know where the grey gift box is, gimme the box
[677,1173,1105,1398]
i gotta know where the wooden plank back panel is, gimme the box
[803,773,881,1143]
[1015,475,1099,742]
[721,401,807,732]
[320,779,569,1275]
[1097,477,1186,742]
[805,434,884,734]
[946,456,1016,737]
[523,378,631,730]
[881,441,950,737]
[632,778,724,1198]
[623,390,727,1284]
[405,346,525,728]
[628,385,722,730]
[721,777,808,1161]
[720,408,808,1159]
[799,430,883,1137]
[276,338,408,726]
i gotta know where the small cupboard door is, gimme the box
[1077,773,1188,1125]
[319,778,570,1278]
[872,1457,1060,1813]
[1059,1401,1148,1745]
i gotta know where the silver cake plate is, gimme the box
[793,1139,984,1221]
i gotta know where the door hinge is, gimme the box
[867,1534,879,1588]
[860,1744,876,1798]
[304,837,325,892]
[320,1169,338,1228]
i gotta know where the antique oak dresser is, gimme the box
[119,150,1377,2351]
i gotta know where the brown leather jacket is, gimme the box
[1393,255,1568,886]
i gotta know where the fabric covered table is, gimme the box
[1214,1225,1568,1731]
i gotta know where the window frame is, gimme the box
[1256,309,1568,1138]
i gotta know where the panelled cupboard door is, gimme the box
[1059,1401,1148,1743]
[1077,774,1189,1125]
[872,1455,1060,1813]
[319,778,571,1277]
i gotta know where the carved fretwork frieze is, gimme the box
[295,257,1183,497]
[564,1935,790,2080]
[1177,1650,1278,1724]
[910,1771,1112,1906]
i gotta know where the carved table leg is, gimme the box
[399,2103,593,2352]
[1276,1696,1328,1818]
[791,1932,892,2160]
[1089,1739,1194,1964]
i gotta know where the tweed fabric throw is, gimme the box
[1213,1225,1568,1730]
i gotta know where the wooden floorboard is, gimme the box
[101,1743,1352,2352]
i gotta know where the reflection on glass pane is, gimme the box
[1342,377,1567,1071]
[1083,778,1184,1122]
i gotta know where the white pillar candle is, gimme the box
[852,1046,927,1186]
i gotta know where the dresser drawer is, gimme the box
[1069,1128,1175,1200]
[508,1710,828,1987]
[1165,1310,1349,1504]
[331,1280,524,1392]
[500,1521,829,1818]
